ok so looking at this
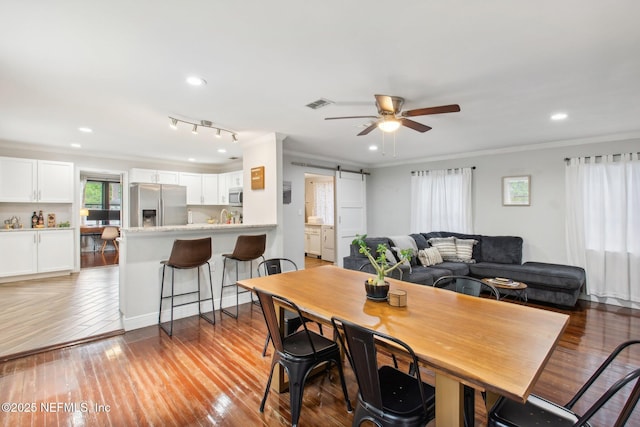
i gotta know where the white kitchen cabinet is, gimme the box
[179,172,204,205]
[304,224,322,258]
[180,173,219,205]
[0,229,73,278]
[202,174,219,204]
[37,229,74,272]
[0,231,38,277]
[218,170,242,204]
[0,157,74,203]
[321,225,335,262]
[130,168,179,184]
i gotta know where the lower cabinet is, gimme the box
[0,229,74,278]
[304,225,322,258]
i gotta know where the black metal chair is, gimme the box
[358,261,403,280]
[331,316,436,427]
[433,275,500,299]
[433,275,500,426]
[256,258,323,357]
[220,234,266,319]
[159,237,215,337]
[256,288,352,427]
[489,339,640,427]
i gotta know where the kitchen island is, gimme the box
[119,223,278,331]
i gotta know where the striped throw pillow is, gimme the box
[455,238,478,261]
[428,237,457,261]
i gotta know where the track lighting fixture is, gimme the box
[168,116,238,142]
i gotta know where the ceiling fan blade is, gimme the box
[400,118,432,133]
[375,94,404,114]
[325,115,378,120]
[357,123,379,136]
[402,104,461,117]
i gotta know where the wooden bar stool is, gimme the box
[159,237,215,336]
[220,234,266,319]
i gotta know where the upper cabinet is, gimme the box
[0,157,74,203]
[130,168,179,185]
[218,171,243,204]
[179,172,219,205]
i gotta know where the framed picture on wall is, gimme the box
[502,175,530,206]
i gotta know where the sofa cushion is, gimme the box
[410,233,430,250]
[470,262,584,290]
[480,236,523,264]
[403,265,453,286]
[437,261,471,276]
[428,237,458,261]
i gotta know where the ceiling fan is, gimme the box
[325,94,460,136]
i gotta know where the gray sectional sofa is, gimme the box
[343,231,586,307]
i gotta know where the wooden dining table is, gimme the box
[237,265,569,427]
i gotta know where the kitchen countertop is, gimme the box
[0,227,74,232]
[122,223,276,234]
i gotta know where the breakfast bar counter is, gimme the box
[118,223,278,331]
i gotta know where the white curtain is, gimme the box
[314,181,334,225]
[565,153,640,302]
[410,167,473,233]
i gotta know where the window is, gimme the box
[84,180,121,224]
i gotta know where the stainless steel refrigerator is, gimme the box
[129,183,187,227]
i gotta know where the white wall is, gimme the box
[367,137,640,264]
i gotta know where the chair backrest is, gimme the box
[257,258,298,277]
[255,288,317,355]
[230,234,266,261]
[359,262,403,280]
[568,339,640,426]
[331,316,429,415]
[433,275,499,299]
[101,226,119,240]
[166,237,212,268]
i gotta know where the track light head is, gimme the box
[232,134,238,142]
[216,129,221,138]
[169,118,178,130]
[192,124,198,134]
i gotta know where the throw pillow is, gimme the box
[428,237,457,261]
[390,235,419,266]
[385,248,398,264]
[455,238,478,261]
[418,247,443,266]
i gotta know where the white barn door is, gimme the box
[335,170,367,267]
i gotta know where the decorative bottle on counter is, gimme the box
[31,211,38,228]
[37,210,44,227]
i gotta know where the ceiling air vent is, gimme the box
[305,98,334,110]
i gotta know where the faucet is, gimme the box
[220,209,229,224]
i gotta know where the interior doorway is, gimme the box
[303,173,336,266]
[79,169,123,269]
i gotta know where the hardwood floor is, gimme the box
[0,298,638,426]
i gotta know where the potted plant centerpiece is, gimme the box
[353,235,413,300]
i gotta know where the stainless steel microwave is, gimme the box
[229,187,243,206]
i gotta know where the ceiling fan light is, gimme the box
[378,119,400,133]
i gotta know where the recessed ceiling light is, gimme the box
[218,148,227,153]
[70,143,82,148]
[186,76,207,86]
[551,112,568,121]
[188,158,196,162]
[369,145,378,151]
[78,127,93,133]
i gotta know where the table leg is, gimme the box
[435,374,464,427]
